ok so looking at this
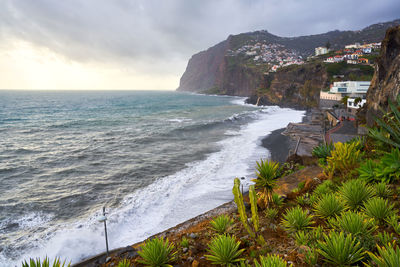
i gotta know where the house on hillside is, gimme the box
[347,59,358,64]
[358,58,369,64]
[324,57,334,63]
[334,55,344,62]
[315,46,328,56]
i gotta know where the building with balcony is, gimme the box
[329,81,370,97]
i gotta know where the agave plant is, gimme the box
[312,142,334,159]
[313,193,345,219]
[367,243,400,267]
[304,247,318,266]
[281,206,313,233]
[328,210,377,236]
[374,182,393,198]
[205,234,244,266]
[22,258,70,267]
[264,207,279,221]
[294,230,309,246]
[317,231,366,266]
[374,149,400,183]
[253,159,280,205]
[363,197,395,224]
[209,214,234,234]
[271,193,284,207]
[338,179,375,210]
[376,232,397,247]
[386,214,400,235]
[254,254,292,267]
[357,159,378,182]
[368,94,400,149]
[313,180,336,197]
[137,237,177,267]
[117,259,131,267]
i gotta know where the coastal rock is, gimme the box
[365,25,400,126]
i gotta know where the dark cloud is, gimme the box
[0,0,399,75]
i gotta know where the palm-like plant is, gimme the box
[324,142,362,177]
[205,234,244,266]
[367,243,400,267]
[313,193,345,219]
[317,231,366,266]
[253,159,280,205]
[137,237,177,267]
[363,197,395,224]
[264,207,278,221]
[368,94,400,149]
[313,180,336,197]
[338,179,375,210]
[209,215,234,234]
[281,206,313,233]
[254,255,292,267]
[376,232,397,247]
[22,258,70,267]
[271,193,284,207]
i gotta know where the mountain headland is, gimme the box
[177,19,400,108]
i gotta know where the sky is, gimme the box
[0,0,399,90]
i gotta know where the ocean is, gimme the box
[0,90,304,265]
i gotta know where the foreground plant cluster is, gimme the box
[22,96,400,266]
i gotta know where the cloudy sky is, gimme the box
[0,0,399,90]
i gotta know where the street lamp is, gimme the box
[98,206,109,257]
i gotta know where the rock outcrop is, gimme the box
[365,26,400,126]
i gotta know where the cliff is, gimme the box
[177,19,399,108]
[365,26,400,126]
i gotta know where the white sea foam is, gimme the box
[2,106,305,266]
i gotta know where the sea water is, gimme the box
[0,90,304,265]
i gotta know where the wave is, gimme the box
[0,106,305,266]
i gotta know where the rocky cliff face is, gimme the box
[365,26,400,126]
[177,19,399,108]
[246,63,328,108]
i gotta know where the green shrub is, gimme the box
[368,94,400,149]
[313,180,336,197]
[205,234,244,266]
[313,193,344,219]
[338,179,374,210]
[367,243,400,267]
[264,208,278,221]
[253,159,280,205]
[312,143,333,159]
[324,142,362,178]
[346,136,366,151]
[376,232,397,247]
[328,211,377,236]
[138,237,177,267]
[271,193,284,207]
[281,206,313,233]
[22,258,70,267]
[374,149,400,183]
[375,182,393,198]
[254,255,292,267]
[117,259,131,267]
[317,231,365,266]
[358,159,378,182]
[210,215,234,234]
[363,197,394,223]
[180,237,189,248]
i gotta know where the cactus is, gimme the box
[249,185,259,232]
[233,178,255,238]
[233,178,264,246]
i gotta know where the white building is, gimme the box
[315,46,328,56]
[347,97,366,108]
[345,43,361,49]
[330,81,370,96]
